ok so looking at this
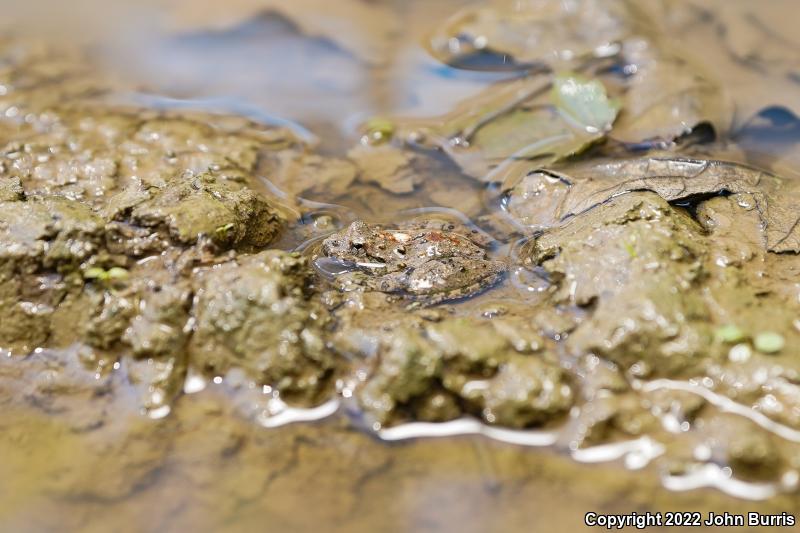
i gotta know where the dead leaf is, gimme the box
[610,38,729,145]
[267,149,357,198]
[504,157,800,253]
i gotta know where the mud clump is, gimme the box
[0,195,106,354]
[0,43,302,371]
[190,251,335,404]
[123,171,284,250]
[350,317,572,428]
[524,192,712,376]
[0,195,105,270]
[0,177,24,202]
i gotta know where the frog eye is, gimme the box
[394,247,406,257]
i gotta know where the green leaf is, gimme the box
[83,266,129,283]
[552,73,620,133]
[214,222,236,238]
[83,267,108,280]
[754,332,785,354]
[106,267,129,280]
[362,117,395,145]
[715,324,745,344]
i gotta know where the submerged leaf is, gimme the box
[552,73,620,132]
[266,150,357,198]
[504,157,800,253]
[427,0,631,71]
[642,0,800,126]
[682,0,800,74]
[410,0,730,183]
[394,75,610,181]
[348,145,421,195]
[399,19,725,182]
[166,0,399,66]
[609,39,728,145]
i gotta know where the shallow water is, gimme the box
[0,350,797,533]
[2,0,800,531]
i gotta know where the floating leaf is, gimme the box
[552,73,619,132]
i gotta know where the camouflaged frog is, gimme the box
[319,219,506,306]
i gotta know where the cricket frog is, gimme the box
[319,219,506,306]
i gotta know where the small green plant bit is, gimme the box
[623,240,637,258]
[361,117,395,145]
[754,331,785,354]
[214,222,236,239]
[714,324,745,344]
[83,266,129,283]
